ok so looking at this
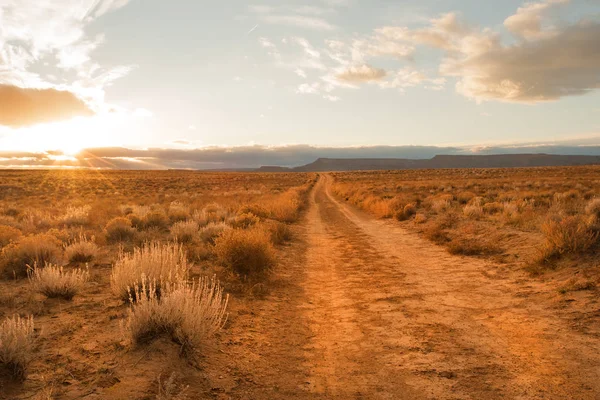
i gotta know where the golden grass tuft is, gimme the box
[0,225,22,248]
[111,242,188,302]
[1,233,63,278]
[105,217,136,243]
[126,275,228,357]
[170,220,199,244]
[0,315,35,380]
[537,215,598,263]
[214,228,275,279]
[28,263,89,300]
[64,235,99,263]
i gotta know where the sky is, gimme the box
[0,0,599,168]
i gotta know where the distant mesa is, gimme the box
[255,154,600,172]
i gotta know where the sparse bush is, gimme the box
[105,217,136,243]
[199,222,229,245]
[170,220,199,243]
[0,225,22,248]
[142,210,170,231]
[61,205,91,226]
[111,243,188,302]
[193,203,229,227]
[168,202,189,223]
[538,215,598,263]
[395,203,416,221]
[1,233,62,278]
[65,235,99,263]
[126,276,228,356]
[463,203,483,218]
[214,228,275,279]
[585,198,600,218]
[483,202,503,214]
[229,212,260,229]
[237,204,270,219]
[28,263,89,300]
[457,191,476,204]
[261,220,292,245]
[431,198,450,213]
[0,315,35,380]
[413,213,427,224]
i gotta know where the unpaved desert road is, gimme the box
[224,175,600,400]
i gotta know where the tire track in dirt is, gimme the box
[225,175,600,399]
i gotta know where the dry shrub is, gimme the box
[585,198,600,218]
[142,210,170,231]
[266,187,306,222]
[126,276,228,356]
[483,202,503,214]
[457,191,476,204]
[229,213,260,229]
[413,213,427,224]
[261,220,292,245]
[538,215,598,263]
[395,203,416,221]
[214,228,275,279]
[193,203,229,227]
[463,203,483,218]
[111,243,188,302]
[168,202,189,223]
[65,235,99,263]
[105,217,136,243]
[0,225,22,248]
[431,198,450,213]
[0,315,35,380]
[61,206,91,226]
[1,233,62,278]
[170,220,199,243]
[199,222,229,245]
[28,263,89,300]
[237,204,270,219]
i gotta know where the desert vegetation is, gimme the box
[330,166,600,274]
[0,170,316,397]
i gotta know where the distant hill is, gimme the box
[255,154,600,172]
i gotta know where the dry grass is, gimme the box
[214,228,276,279]
[0,315,35,380]
[170,220,199,244]
[61,205,91,227]
[111,242,189,302]
[537,216,598,263]
[0,225,22,248]
[126,275,228,356]
[1,233,63,278]
[28,263,89,300]
[199,222,229,245]
[105,217,136,243]
[64,235,99,263]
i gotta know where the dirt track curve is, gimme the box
[223,174,600,400]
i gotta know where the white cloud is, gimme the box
[504,0,569,40]
[260,15,337,31]
[335,64,387,83]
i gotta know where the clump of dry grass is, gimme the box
[28,263,89,300]
[0,315,35,380]
[229,213,260,229]
[483,202,503,214]
[111,243,188,302]
[193,203,229,227]
[0,225,22,248]
[199,222,229,245]
[463,203,483,218]
[61,206,91,227]
[1,233,63,278]
[64,235,99,263]
[170,220,199,244]
[168,202,190,223]
[537,215,598,263]
[214,228,275,279]
[585,198,600,218]
[141,210,170,231]
[105,217,136,243]
[237,204,270,219]
[261,220,292,245]
[126,276,228,357]
[395,203,416,221]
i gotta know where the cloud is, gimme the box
[504,0,569,40]
[443,21,600,103]
[260,15,337,31]
[0,0,135,119]
[335,64,387,83]
[0,84,94,127]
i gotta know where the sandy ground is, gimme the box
[3,174,599,399]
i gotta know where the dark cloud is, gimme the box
[1,142,599,169]
[0,85,94,128]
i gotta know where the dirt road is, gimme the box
[223,175,600,399]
